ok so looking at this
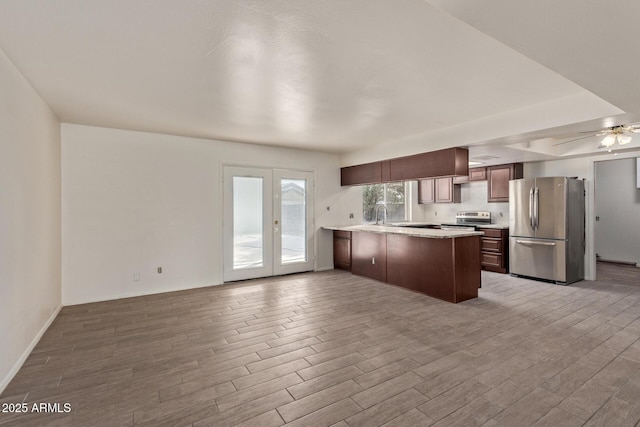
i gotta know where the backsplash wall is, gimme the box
[411,181,509,226]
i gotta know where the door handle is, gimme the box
[515,240,556,246]
[529,188,534,228]
[533,187,539,229]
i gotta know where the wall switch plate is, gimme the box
[157,267,162,273]
[134,272,140,281]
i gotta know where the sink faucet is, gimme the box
[375,204,388,225]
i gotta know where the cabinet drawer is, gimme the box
[481,252,503,268]
[481,237,502,253]
[333,230,352,239]
[478,228,503,238]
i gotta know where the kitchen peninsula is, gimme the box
[324,225,482,303]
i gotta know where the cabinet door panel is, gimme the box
[435,178,453,203]
[352,232,387,282]
[487,164,523,202]
[418,179,435,204]
[487,165,512,202]
[333,232,351,271]
[469,167,487,181]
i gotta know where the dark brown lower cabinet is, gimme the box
[478,228,509,273]
[333,230,352,271]
[343,231,480,303]
[386,234,480,303]
[351,232,387,282]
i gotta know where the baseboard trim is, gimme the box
[597,259,637,266]
[0,305,62,395]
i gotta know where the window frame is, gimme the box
[362,181,410,224]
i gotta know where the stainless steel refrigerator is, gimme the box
[509,177,585,284]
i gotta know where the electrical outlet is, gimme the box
[157,267,162,274]
[133,272,140,281]
[349,213,354,219]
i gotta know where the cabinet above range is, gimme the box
[340,147,468,186]
[418,162,523,204]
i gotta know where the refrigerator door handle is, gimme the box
[533,187,540,229]
[515,239,556,246]
[529,188,534,228]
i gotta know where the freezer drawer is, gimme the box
[510,237,566,283]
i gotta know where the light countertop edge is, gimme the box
[391,222,509,229]
[323,225,484,239]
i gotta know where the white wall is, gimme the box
[410,181,510,226]
[0,49,61,392]
[594,158,640,265]
[62,124,361,305]
[525,150,640,280]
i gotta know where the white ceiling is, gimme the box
[0,1,636,161]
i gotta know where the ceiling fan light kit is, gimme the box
[599,125,638,149]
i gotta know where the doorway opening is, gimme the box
[594,157,640,287]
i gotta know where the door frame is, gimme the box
[223,166,274,282]
[222,164,315,282]
[273,169,315,276]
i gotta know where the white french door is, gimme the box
[223,166,314,281]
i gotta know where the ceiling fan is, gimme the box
[552,123,640,149]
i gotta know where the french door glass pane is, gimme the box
[281,178,306,264]
[233,177,263,269]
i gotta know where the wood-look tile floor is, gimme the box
[3,270,640,426]
[597,261,640,288]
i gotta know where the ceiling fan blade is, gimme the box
[552,134,598,146]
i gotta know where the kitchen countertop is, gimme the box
[323,224,483,239]
[391,222,509,229]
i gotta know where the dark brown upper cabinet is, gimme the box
[469,167,487,181]
[418,178,461,204]
[341,161,383,186]
[388,147,468,181]
[453,166,487,184]
[487,163,523,202]
[417,179,435,204]
[340,148,468,186]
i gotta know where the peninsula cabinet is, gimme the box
[418,177,461,204]
[328,227,482,303]
[333,230,352,271]
[386,234,480,303]
[351,232,387,282]
[487,163,523,202]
